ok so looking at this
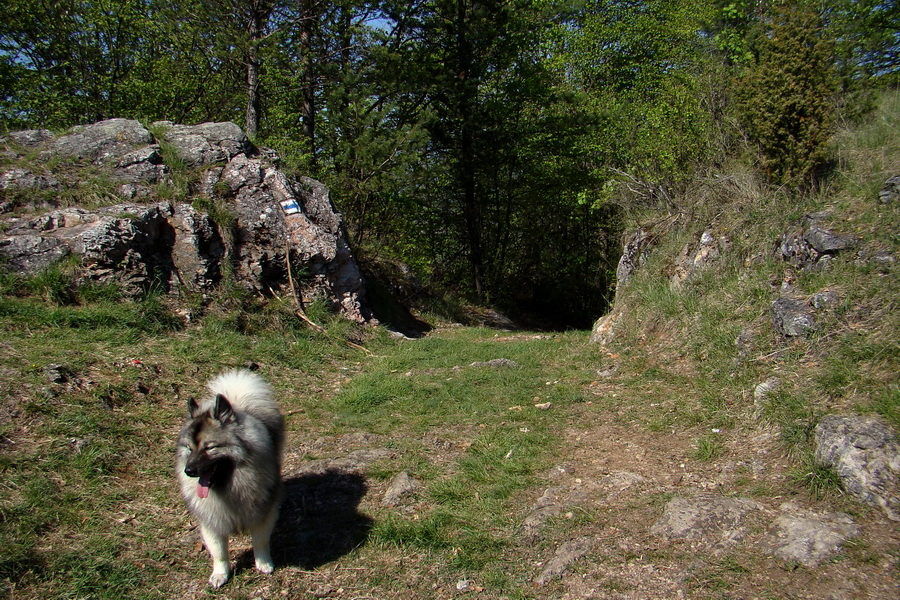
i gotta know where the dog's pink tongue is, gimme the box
[197,473,212,498]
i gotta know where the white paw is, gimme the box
[208,571,230,588]
[255,557,274,574]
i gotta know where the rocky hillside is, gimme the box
[0,119,370,321]
[576,91,899,582]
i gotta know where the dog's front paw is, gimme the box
[208,571,230,588]
[255,556,274,574]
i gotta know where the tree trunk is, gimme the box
[245,41,261,139]
[299,0,317,167]
[456,0,484,300]
[244,2,269,140]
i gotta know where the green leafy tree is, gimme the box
[0,0,248,129]
[548,0,718,207]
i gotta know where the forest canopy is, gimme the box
[1,0,897,327]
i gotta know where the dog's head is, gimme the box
[179,394,242,498]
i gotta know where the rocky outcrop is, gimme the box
[590,205,871,346]
[879,174,899,204]
[0,203,223,296]
[0,119,370,321]
[777,212,857,272]
[670,229,729,287]
[615,227,654,286]
[771,296,818,337]
[815,415,900,521]
[41,118,154,163]
[153,121,252,167]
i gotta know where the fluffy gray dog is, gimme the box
[176,369,285,588]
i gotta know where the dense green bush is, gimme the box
[737,4,838,189]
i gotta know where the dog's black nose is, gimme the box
[184,465,198,477]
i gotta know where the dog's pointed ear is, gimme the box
[187,396,201,417]
[213,393,235,424]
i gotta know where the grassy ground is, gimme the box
[0,92,898,599]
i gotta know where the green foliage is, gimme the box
[0,0,892,327]
[552,0,717,195]
[736,4,838,188]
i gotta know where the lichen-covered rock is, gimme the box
[0,120,372,321]
[113,146,169,184]
[815,415,900,521]
[650,496,762,552]
[616,227,653,286]
[771,296,817,337]
[0,168,60,191]
[3,128,54,148]
[43,118,153,163]
[152,121,251,167]
[671,230,728,287]
[763,502,859,567]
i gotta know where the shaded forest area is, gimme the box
[1,0,897,327]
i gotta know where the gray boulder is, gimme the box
[879,175,899,204]
[815,415,900,521]
[763,502,859,567]
[43,119,153,163]
[803,225,854,254]
[772,296,817,337]
[153,121,251,167]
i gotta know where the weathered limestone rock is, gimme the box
[0,120,371,321]
[879,175,899,204]
[113,146,169,184]
[651,496,762,553]
[381,471,420,507]
[3,128,54,148]
[0,168,60,191]
[616,227,654,286]
[763,502,859,567]
[671,230,729,287]
[43,118,154,163]
[589,304,623,346]
[0,203,224,296]
[153,121,252,167]
[815,415,900,521]
[777,214,857,272]
[771,296,817,337]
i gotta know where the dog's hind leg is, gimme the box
[250,503,279,574]
[200,524,231,588]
